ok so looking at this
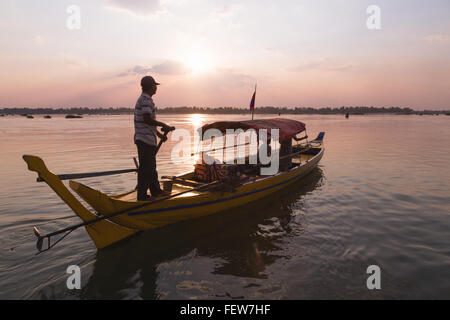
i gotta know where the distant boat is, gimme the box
[345,112,349,119]
[65,114,83,119]
[44,115,52,119]
[26,115,34,119]
[0,114,4,117]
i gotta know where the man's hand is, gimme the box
[161,124,176,133]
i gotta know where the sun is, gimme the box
[186,51,213,74]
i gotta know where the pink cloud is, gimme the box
[289,58,354,72]
[107,0,161,16]
[425,34,450,42]
[119,61,191,77]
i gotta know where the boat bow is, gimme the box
[22,155,138,249]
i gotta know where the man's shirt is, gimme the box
[134,93,157,146]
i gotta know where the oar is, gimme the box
[33,178,221,253]
[36,168,137,182]
[36,127,175,182]
[155,126,175,153]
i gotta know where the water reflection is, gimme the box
[189,113,205,128]
[81,168,324,299]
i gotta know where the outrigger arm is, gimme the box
[23,155,138,252]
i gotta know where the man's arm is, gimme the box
[143,113,174,132]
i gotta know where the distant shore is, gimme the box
[0,106,449,116]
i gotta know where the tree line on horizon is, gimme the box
[0,106,448,115]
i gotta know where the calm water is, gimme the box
[0,114,449,299]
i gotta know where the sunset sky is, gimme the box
[0,0,449,109]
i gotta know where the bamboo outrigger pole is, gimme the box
[35,128,174,182]
[36,168,137,182]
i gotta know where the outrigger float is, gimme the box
[23,119,325,253]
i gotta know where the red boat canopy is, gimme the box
[200,118,306,142]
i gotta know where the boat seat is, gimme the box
[161,176,204,187]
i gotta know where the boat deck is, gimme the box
[113,151,318,202]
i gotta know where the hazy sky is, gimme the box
[0,0,449,109]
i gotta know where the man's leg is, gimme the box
[147,145,163,196]
[136,141,151,200]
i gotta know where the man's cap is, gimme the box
[141,76,160,87]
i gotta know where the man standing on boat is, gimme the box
[134,75,175,201]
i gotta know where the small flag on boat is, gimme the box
[250,85,256,110]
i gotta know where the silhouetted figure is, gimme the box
[134,76,175,201]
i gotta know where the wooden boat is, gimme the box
[23,119,325,251]
[65,114,83,119]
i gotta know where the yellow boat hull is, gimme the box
[70,148,324,231]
